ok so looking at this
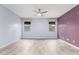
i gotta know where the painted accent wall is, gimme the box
[0,5,21,48]
[58,5,79,47]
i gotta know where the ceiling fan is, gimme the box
[34,9,48,16]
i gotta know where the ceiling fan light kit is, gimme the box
[34,8,48,16]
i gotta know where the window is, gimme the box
[49,19,56,32]
[49,25,55,31]
[23,19,31,31]
[24,26,30,31]
[24,21,31,25]
[49,22,55,24]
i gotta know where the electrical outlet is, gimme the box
[73,40,75,43]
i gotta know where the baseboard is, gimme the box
[60,39,79,50]
[0,39,19,49]
[21,38,58,40]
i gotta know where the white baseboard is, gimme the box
[60,39,79,50]
[0,39,19,49]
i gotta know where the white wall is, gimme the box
[0,5,21,48]
[22,18,57,39]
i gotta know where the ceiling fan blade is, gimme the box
[34,8,48,16]
[42,11,48,13]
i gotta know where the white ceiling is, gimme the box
[3,4,77,18]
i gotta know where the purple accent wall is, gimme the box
[58,5,79,47]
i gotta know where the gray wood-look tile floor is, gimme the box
[0,39,79,55]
